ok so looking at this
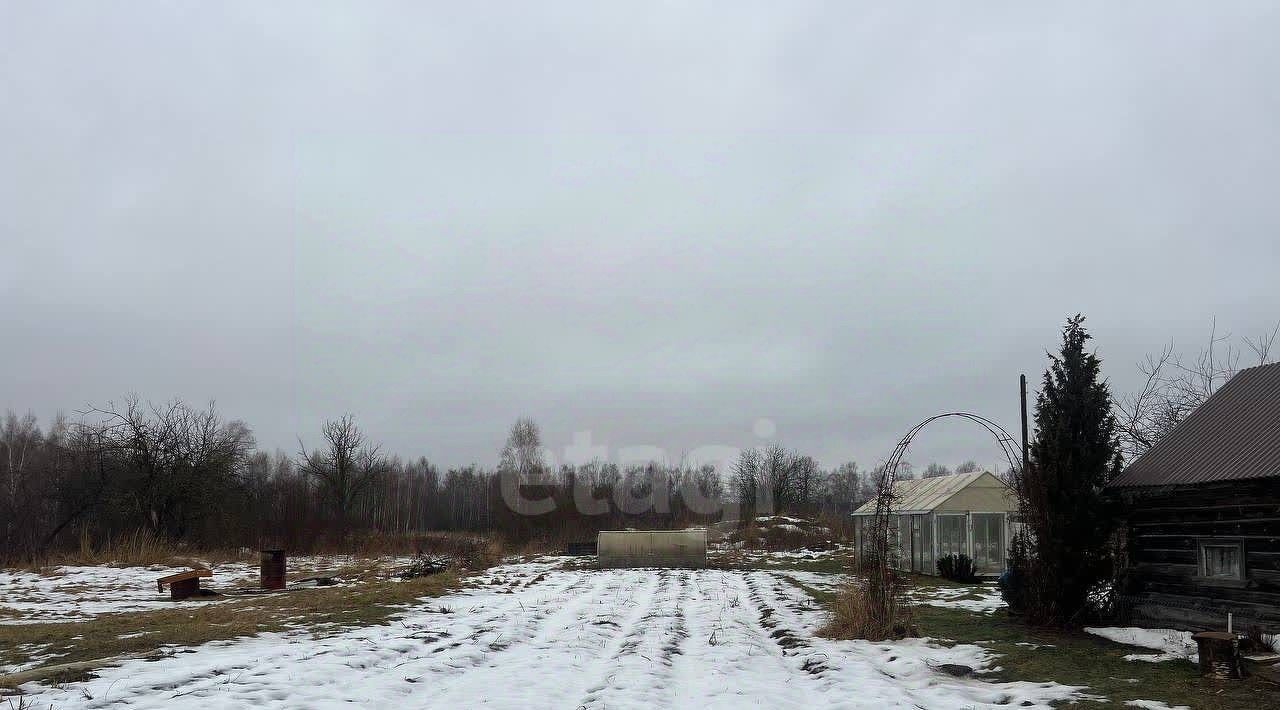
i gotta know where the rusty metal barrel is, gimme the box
[260,549,286,590]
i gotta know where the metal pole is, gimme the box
[1020,374,1030,472]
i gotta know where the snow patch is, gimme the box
[754,515,806,524]
[0,555,411,624]
[1084,627,1197,663]
[909,584,1007,614]
[0,642,63,675]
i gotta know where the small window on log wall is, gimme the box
[1198,540,1245,581]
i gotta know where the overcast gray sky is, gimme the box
[2,2,1277,472]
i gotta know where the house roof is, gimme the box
[1109,361,1280,488]
[851,470,994,515]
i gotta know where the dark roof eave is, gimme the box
[1106,469,1280,490]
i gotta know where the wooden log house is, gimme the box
[1108,362,1280,631]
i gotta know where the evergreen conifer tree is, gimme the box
[1017,315,1122,625]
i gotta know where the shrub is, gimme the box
[820,579,915,641]
[997,565,1027,612]
[936,553,978,583]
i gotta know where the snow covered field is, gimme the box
[12,557,1086,709]
[0,555,410,625]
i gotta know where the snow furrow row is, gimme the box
[18,561,1090,709]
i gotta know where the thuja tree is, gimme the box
[1015,315,1123,626]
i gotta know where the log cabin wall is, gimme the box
[1117,479,1280,630]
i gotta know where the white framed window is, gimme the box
[1198,540,1244,581]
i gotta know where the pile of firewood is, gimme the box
[399,554,451,579]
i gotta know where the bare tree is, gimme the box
[498,417,547,482]
[1,412,42,557]
[297,415,388,531]
[731,445,817,516]
[1,412,39,509]
[37,416,116,553]
[792,454,820,512]
[731,447,761,516]
[78,397,255,539]
[496,417,553,519]
[821,462,860,507]
[870,460,913,482]
[922,462,951,478]
[1116,319,1278,460]
[762,446,792,512]
[954,460,979,474]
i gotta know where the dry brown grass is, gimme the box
[820,580,915,641]
[80,528,180,566]
[0,572,459,689]
[11,530,507,572]
[12,529,183,571]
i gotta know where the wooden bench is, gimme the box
[156,568,212,600]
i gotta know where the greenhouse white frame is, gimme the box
[851,471,1019,576]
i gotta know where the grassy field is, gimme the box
[912,604,1276,709]
[777,565,1277,710]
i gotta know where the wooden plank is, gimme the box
[1139,502,1280,513]
[1134,549,1197,565]
[1133,517,1280,528]
[156,568,211,584]
[155,568,212,592]
[1248,553,1280,572]
[1129,593,1280,625]
[1140,581,1280,608]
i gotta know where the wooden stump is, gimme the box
[1193,631,1242,680]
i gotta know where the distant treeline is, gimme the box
[1,400,953,563]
